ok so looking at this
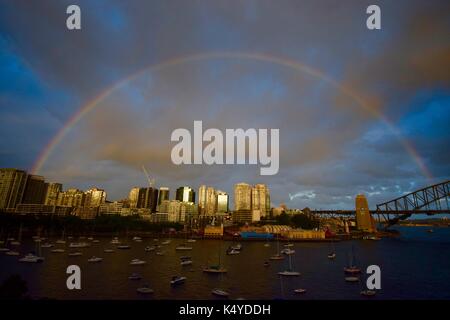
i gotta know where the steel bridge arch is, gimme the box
[376,180,450,226]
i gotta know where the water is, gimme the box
[1,226,449,300]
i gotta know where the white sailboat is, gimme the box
[328,239,336,259]
[269,235,285,260]
[211,288,229,297]
[278,253,300,276]
[130,259,147,265]
[203,243,227,273]
[136,284,154,294]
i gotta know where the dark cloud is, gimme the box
[0,0,448,209]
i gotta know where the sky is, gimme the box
[0,0,449,210]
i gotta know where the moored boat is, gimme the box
[203,265,227,273]
[345,276,359,282]
[137,285,154,294]
[88,256,103,263]
[128,273,142,280]
[130,259,146,265]
[170,276,187,286]
[211,288,229,297]
[294,288,307,294]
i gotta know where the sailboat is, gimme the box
[137,284,154,294]
[170,276,187,286]
[269,235,284,260]
[19,241,44,263]
[211,288,229,297]
[344,245,361,274]
[278,252,300,276]
[175,234,193,251]
[328,239,336,259]
[56,229,66,244]
[203,243,227,273]
[264,235,271,247]
[294,288,307,294]
[10,224,22,246]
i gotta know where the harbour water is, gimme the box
[1,226,449,300]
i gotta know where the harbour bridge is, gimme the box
[310,180,450,227]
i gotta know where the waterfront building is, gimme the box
[216,191,229,213]
[232,209,253,223]
[234,182,252,211]
[0,168,27,209]
[84,187,107,207]
[252,184,270,217]
[158,187,170,205]
[73,206,98,219]
[15,204,72,216]
[281,229,326,239]
[99,201,123,215]
[198,185,207,215]
[204,224,223,237]
[176,186,195,203]
[205,187,216,215]
[56,188,85,207]
[152,212,169,223]
[159,199,197,222]
[21,175,47,204]
[261,225,292,234]
[129,187,158,212]
[355,194,377,233]
[44,182,62,206]
[199,185,219,215]
[252,209,262,222]
[128,187,140,208]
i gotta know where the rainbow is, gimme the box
[31,52,433,179]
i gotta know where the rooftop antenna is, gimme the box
[142,165,155,188]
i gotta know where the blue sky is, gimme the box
[0,0,449,210]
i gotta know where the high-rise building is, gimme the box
[56,188,85,207]
[252,184,270,218]
[234,182,252,211]
[44,182,62,206]
[158,187,170,205]
[217,191,229,213]
[205,187,217,215]
[176,186,195,203]
[22,175,47,204]
[130,187,158,212]
[145,187,159,212]
[198,185,207,215]
[128,187,140,208]
[0,168,27,209]
[198,185,219,215]
[159,199,197,223]
[355,194,376,233]
[84,187,107,207]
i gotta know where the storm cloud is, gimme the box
[0,0,448,209]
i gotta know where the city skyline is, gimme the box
[0,0,449,211]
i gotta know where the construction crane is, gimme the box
[142,165,155,188]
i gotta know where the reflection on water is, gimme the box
[1,226,449,300]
